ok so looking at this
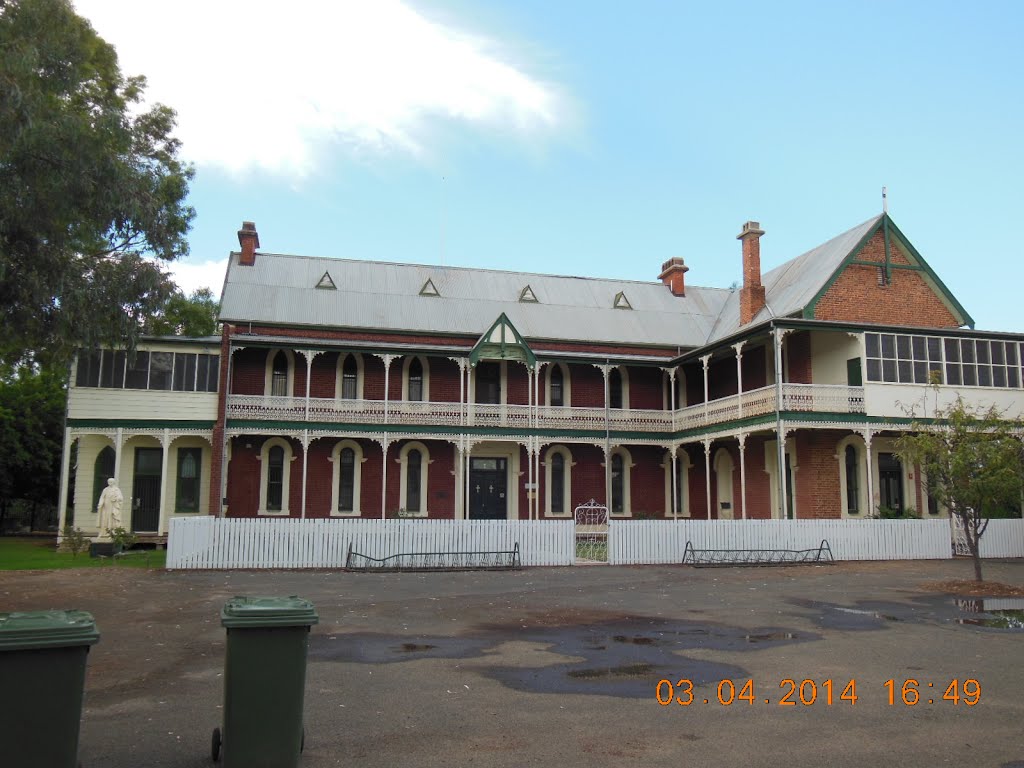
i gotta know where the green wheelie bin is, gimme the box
[0,610,100,768]
[212,596,318,767]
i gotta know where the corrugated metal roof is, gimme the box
[219,215,883,351]
[707,215,882,341]
[220,255,731,348]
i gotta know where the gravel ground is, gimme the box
[3,558,1023,768]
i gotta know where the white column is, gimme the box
[733,341,746,419]
[381,355,394,424]
[774,328,787,519]
[703,439,712,518]
[300,431,309,519]
[57,429,73,536]
[458,358,466,427]
[302,350,314,420]
[864,429,874,517]
[453,443,463,520]
[380,439,390,519]
[158,429,171,534]
[464,439,472,519]
[603,445,612,513]
[670,445,678,520]
[114,427,124,485]
[700,355,711,424]
[738,433,748,520]
[601,364,611,508]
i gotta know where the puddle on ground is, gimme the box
[953,600,1024,630]
[791,596,1024,632]
[310,616,817,699]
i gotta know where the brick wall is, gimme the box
[814,231,960,327]
[794,431,842,519]
[786,332,812,384]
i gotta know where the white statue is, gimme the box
[95,478,124,541]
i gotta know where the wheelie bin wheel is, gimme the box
[211,727,222,762]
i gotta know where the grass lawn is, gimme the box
[0,537,166,570]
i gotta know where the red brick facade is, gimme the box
[814,231,960,327]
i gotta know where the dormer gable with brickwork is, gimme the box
[805,214,972,329]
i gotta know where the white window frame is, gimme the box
[264,349,296,397]
[543,445,574,517]
[398,441,430,517]
[402,356,430,402]
[608,365,630,409]
[258,437,294,515]
[713,447,735,520]
[835,435,868,518]
[545,363,571,408]
[330,439,364,516]
[764,437,798,519]
[663,448,692,518]
[336,352,364,400]
[608,446,633,517]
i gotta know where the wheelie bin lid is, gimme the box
[221,596,319,628]
[0,610,100,651]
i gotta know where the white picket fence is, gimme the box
[978,519,1024,558]
[168,516,1024,570]
[167,517,575,570]
[608,519,955,565]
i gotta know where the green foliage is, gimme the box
[106,525,137,552]
[145,287,220,337]
[896,394,1024,580]
[61,525,88,557]
[0,0,195,367]
[875,506,918,519]
[0,536,166,569]
[0,365,66,515]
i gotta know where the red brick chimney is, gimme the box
[738,221,766,325]
[237,221,260,266]
[659,257,689,297]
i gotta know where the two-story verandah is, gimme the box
[213,318,1024,526]
[58,213,1024,536]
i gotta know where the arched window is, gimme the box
[551,453,565,513]
[330,440,364,516]
[340,354,359,399]
[408,358,424,402]
[92,446,116,512]
[267,446,284,511]
[845,445,859,515]
[259,438,292,515]
[271,351,289,397]
[406,449,422,511]
[609,368,623,409]
[339,448,355,511]
[611,454,624,514]
[550,366,564,407]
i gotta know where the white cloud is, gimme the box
[75,1,563,177]
[166,259,229,298]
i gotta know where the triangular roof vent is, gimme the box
[519,285,538,303]
[613,291,632,310]
[419,278,440,297]
[316,271,337,290]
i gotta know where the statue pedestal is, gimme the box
[89,541,122,558]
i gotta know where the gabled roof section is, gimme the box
[469,313,536,368]
[707,213,972,341]
[803,214,973,328]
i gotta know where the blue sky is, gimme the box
[78,1,1023,332]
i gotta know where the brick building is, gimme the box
[58,214,1024,535]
